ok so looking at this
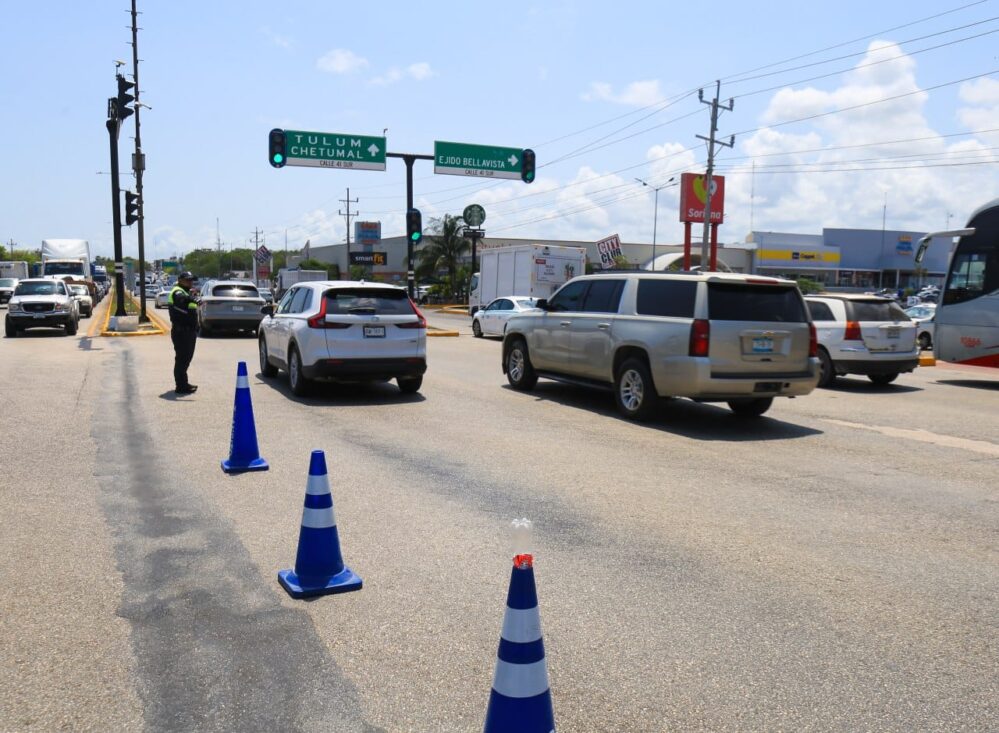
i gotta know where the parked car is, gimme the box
[805,294,918,387]
[197,280,266,335]
[155,288,171,309]
[258,288,274,304]
[0,277,18,306]
[67,283,93,317]
[502,272,819,420]
[258,281,427,396]
[5,278,79,337]
[472,296,539,338]
[904,303,936,350]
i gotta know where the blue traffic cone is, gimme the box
[484,554,556,733]
[221,361,269,474]
[278,450,362,599]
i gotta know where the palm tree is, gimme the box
[417,214,470,301]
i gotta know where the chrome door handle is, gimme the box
[597,323,610,330]
[560,321,571,327]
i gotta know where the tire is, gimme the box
[918,332,931,350]
[869,373,898,386]
[397,376,423,394]
[472,319,483,338]
[505,339,538,391]
[5,318,16,338]
[817,347,836,388]
[614,357,657,421]
[288,346,311,396]
[258,336,278,378]
[728,397,774,417]
[65,318,78,336]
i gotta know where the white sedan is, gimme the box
[472,296,539,338]
[905,303,936,350]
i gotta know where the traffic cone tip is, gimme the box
[308,449,328,477]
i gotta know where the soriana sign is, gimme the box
[679,173,725,224]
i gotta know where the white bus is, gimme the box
[917,198,999,367]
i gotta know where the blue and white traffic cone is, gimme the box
[221,361,269,474]
[278,450,362,599]
[484,554,556,733]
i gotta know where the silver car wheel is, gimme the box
[290,350,300,387]
[508,348,525,382]
[619,369,645,412]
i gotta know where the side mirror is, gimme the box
[535,298,549,311]
[261,304,275,316]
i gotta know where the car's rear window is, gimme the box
[211,284,260,297]
[636,280,697,318]
[850,300,910,322]
[708,283,806,322]
[324,288,411,315]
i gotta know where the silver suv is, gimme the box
[502,272,819,420]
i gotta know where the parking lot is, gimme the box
[1,301,997,732]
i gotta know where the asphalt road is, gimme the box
[1,301,997,732]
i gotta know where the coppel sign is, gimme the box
[679,173,725,224]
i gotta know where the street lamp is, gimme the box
[635,176,677,270]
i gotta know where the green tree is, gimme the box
[298,258,331,275]
[417,214,469,301]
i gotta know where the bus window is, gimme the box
[944,253,986,304]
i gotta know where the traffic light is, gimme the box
[406,209,423,245]
[269,128,286,168]
[115,74,135,121]
[521,148,536,184]
[124,190,140,226]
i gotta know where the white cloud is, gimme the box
[370,62,436,86]
[261,27,293,50]
[316,49,369,75]
[581,80,664,107]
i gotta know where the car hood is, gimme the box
[10,295,69,305]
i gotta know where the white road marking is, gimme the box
[823,419,999,458]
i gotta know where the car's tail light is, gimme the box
[397,299,427,329]
[306,296,350,329]
[808,322,818,357]
[689,318,710,357]
[844,320,863,340]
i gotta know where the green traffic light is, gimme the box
[410,232,420,241]
[273,153,284,164]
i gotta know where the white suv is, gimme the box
[503,272,819,420]
[258,281,427,396]
[805,294,918,387]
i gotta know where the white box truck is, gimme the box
[468,244,586,315]
[0,261,30,280]
[276,268,328,298]
[41,239,92,280]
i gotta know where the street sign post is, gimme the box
[281,130,387,171]
[434,141,524,179]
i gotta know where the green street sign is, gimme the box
[283,130,386,171]
[434,141,523,180]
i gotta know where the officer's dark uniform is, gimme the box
[168,277,199,393]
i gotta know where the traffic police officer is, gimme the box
[169,272,200,394]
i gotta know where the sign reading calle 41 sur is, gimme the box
[283,130,386,171]
[434,141,523,180]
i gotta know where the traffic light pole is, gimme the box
[130,0,148,322]
[387,152,432,299]
[106,116,127,318]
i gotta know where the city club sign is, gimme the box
[678,173,725,224]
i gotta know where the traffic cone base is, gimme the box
[277,566,362,599]
[278,450,362,600]
[221,361,269,474]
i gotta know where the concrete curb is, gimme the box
[919,354,936,367]
[428,327,460,338]
[100,287,166,337]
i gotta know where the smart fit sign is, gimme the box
[678,173,725,224]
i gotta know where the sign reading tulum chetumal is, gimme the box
[280,130,387,171]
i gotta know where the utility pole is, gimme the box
[339,187,359,269]
[216,218,222,278]
[129,0,149,322]
[696,80,734,271]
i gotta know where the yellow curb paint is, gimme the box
[100,286,166,337]
[427,330,460,337]
[919,354,936,367]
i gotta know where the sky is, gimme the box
[1,0,998,262]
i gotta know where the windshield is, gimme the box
[15,281,63,296]
[211,284,260,297]
[324,288,411,315]
[0,279,15,287]
[70,285,89,295]
[44,262,84,276]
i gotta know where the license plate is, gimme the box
[33,314,46,319]
[363,326,385,338]
[232,305,244,312]
[886,327,899,338]
[752,337,774,353]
